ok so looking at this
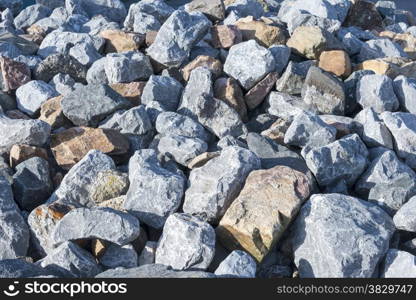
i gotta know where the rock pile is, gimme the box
[0,0,416,278]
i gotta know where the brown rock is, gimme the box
[0,56,31,92]
[261,118,291,145]
[245,72,279,110]
[145,30,158,47]
[9,144,48,168]
[92,239,108,258]
[214,77,248,121]
[100,29,145,53]
[235,18,287,47]
[109,82,146,106]
[355,57,413,78]
[97,195,126,212]
[50,127,130,170]
[187,151,221,169]
[318,50,352,78]
[39,96,71,130]
[26,24,46,38]
[211,25,242,49]
[217,165,313,262]
[344,0,383,31]
[182,55,223,81]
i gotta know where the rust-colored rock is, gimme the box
[39,96,71,130]
[245,72,279,110]
[100,29,145,53]
[319,50,352,78]
[211,25,242,49]
[235,17,287,47]
[214,77,248,121]
[92,239,108,258]
[344,0,383,31]
[182,55,223,81]
[217,165,313,262]
[50,127,130,170]
[9,144,48,168]
[109,82,146,106]
[0,56,31,92]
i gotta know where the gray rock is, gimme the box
[0,1,23,16]
[0,176,29,260]
[269,45,291,75]
[214,250,256,278]
[344,70,375,115]
[224,40,275,90]
[357,74,399,113]
[292,193,395,278]
[100,244,138,269]
[156,111,210,142]
[36,0,65,9]
[0,91,16,112]
[141,75,183,111]
[96,263,215,278]
[16,80,58,116]
[158,135,208,166]
[81,15,120,36]
[14,4,51,30]
[183,146,260,223]
[13,55,42,71]
[138,241,157,266]
[61,84,131,127]
[266,92,315,121]
[375,1,396,18]
[225,0,265,20]
[155,213,215,270]
[0,115,51,154]
[104,52,153,84]
[66,0,127,23]
[100,106,152,136]
[303,134,368,187]
[0,259,50,278]
[356,150,416,215]
[284,111,337,148]
[131,12,161,34]
[341,32,365,56]
[86,57,108,84]
[302,66,345,115]
[49,73,76,96]
[402,239,416,256]
[0,157,12,184]
[68,42,102,67]
[393,195,416,232]
[276,61,316,95]
[217,135,247,150]
[12,157,52,211]
[381,112,416,169]
[37,241,102,278]
[147,10,211,67]
[124,150,185,229]
[52,207,140,246]
[185,0,225,22]
[288,13,341,35]
[354,108,393,148]
[358,38,408,62]
[393,75,416,114]
[381,249,416,278]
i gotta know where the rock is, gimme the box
[381,112,416,169]
[291,193,395,278]
[217,165,312,262]
[261,118,291,145]
[185,0,225,22]
[9,144,48,168]
[16,80,58,116]
[67,0,127,23]
[287,13,342,36]
[155,111,210,142]
[52,207,140,247]
[61,84,131,127]
[393,195,416,232]
[34,53,88,83]
[235,18,287,47]
[158,135,208,166]
[266,91,314,121]
[284,111,337,149]
[14,4,51,30]
[214,250,256,278]
[37,241,102,277]
[141,75,183,111]
[211,25,242,49]
[318,50,351,78]
[99,106,152,136]
[49,74,76,97]
[155,213,216,270]
[12,157,52,211]
[68,42,103,67]
[100,29,144,53]
[275,60,315,95]
[124,150,185,229]
[0,259,51,278]
[358,38,408,62]
[224,40,275,90]
[381,249,416,278]
[0,176,30,260]
[213,77,247,121]
[183,146,260,223]
[303,134,368,187]
[393,75,416,114]
[356,74,399,113]
[138,241,157,266]
[344,70,375,115]
[286,26,341,60]
[344,0,384,31]
[187,151,220,169]
[39,96,70,130]
[147,10,211,67]
[99,244,138,269]
[50,127,129,170]
[269,45,291,75]
[182,55,222,81]
[354,108,393,148]
[0,56,31,92]
[89,170,129,205]
[225,0,265,21]
[356,150,416,215]
[302,66,345,115]
[109,82,146,106]
[0,115,50,154]
[244,72,279,111]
